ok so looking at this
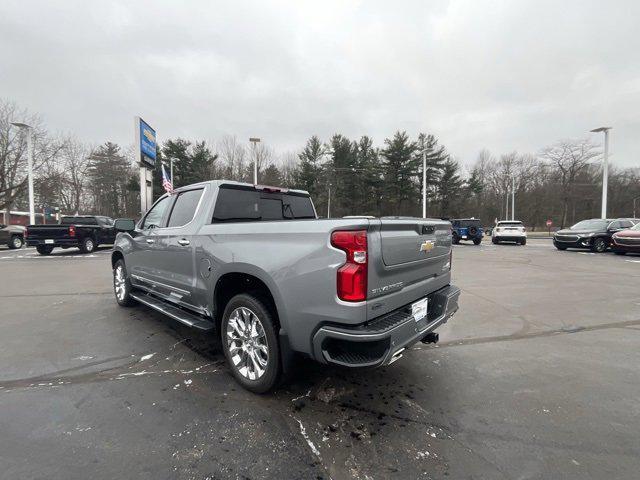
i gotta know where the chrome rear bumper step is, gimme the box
[130,292,214,331]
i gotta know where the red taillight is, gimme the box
[331,229,367,302]
[69,226,76,237]
[24,227,28,239]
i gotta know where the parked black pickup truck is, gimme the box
[26,216,117,255]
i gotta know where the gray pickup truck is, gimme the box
[111,180,460,392]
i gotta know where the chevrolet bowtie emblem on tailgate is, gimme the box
[420,240,435,252]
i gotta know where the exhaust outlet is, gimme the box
[421,332,439,344]
[388,347,405,365]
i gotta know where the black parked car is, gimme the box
[25,215,117,255]
[0,223,25,249]
[553,218,639,253]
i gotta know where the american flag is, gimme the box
[161,163,173,194]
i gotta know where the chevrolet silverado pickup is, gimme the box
[111,181,460,392]
[26,215,116,255]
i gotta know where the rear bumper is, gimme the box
[312,284,460,367]
[27,239,79,248]
[494,234,526,242]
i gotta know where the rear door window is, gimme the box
[212,186,316,222]
[61,217,98,225]
[167,189,204,228]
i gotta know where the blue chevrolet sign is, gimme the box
[138,117,156,167]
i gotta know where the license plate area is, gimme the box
[45,239,54,244]
[411,297,428,322]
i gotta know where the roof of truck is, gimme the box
[174,180,310,196]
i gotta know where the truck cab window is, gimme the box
[142,196,171,230]
[167,189,203,227]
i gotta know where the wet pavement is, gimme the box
[1,240,639,479]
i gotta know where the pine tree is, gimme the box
[86,142,133,217]
[327,134,358,217]
[295,136,325,195]
[437,158,463,216]
[355,136,383,216]
[380,131,418,216]
[261,163,283,186]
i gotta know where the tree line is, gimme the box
[2,98,639,228]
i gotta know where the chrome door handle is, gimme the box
[178,239,190,246]
[146,239,155,244]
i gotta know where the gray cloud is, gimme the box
[1,0,638,167]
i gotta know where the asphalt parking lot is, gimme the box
[1,240,639,480]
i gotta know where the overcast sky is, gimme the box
[1,0,639,168]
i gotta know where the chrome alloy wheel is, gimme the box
[226,307,269,380]
[114,265,126,301]
[85,239,94,252]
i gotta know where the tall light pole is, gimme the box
[11,122,35,224]
[249,137,261,184]
[422,149,427,218]
[511,176,515,221]
[591,127,612,219]
[327,183,332,218]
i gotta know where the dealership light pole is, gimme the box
[590,127,611,219]
[11,122,35,224]
[249,137,261,184]
[422,149,427,218]
[511,176,515,221]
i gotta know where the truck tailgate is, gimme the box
[367,218,452,319]
[27,225,71,239]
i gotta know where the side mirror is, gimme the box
[114,218,136,232]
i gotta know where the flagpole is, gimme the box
[170,157,174,187]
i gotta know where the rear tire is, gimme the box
[80,237,96,254]
[591,237,607,253]
[221,293,281,393]
[9,235,23,249]
[36,245,54,255]
[113,259,137,307]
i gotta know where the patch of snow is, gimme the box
[140,353,155,362]
[294,418,321,458]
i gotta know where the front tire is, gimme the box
[492,237,498,245]
[591,237,607,253]
[9,235,23,249]
[113,259,137,307]
[473,238,482,245]
[221,293,281,393]
[520,238,527,246]
[554,242,566,251]
[36,245,54,255]
[80,237,96,254]
[452,233,460,245]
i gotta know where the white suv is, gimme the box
[492,221,527,245]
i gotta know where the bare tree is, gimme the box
[0,99,65,220]
[540,139,600,227]
[217,135,247,180]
